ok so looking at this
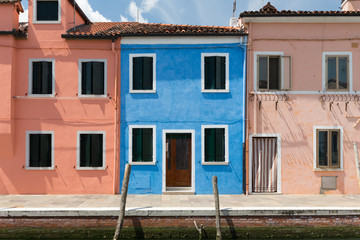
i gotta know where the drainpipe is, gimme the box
[112,38,120,194]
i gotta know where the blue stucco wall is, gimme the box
[120,41,246,194]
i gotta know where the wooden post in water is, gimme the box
[113,164,131,240]
[212,176,222,240]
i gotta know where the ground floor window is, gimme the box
[201,125,228,164]
[315,128,341,169]
[77,131,105,169]
[26,131,54,169]
[129,125,156,164]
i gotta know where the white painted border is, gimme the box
[76,131,106,170]
[249,134,282,194]
[33,0,61,24]
[253,52,284,92]
[322,52,353,92]
[162,129,195,193]
[201,125,229,165]
[25,131,55,170]
[78,59,108,98]
[201,53,230,93]
[128,125,157,166]
[122,36,245,45]
[28,59,55,97]
[313,126,344,171]
[129,54,157,94]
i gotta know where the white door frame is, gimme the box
[162,129,195,193]
[249,134,282,194]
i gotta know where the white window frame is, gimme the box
[129,54,157,93]
[201,53,230,93]
[128,125,156,165]
[78,59,108,98]
[28,59,55,97]
[33,0,61,24]
[76,131,106,170]
[201,125,229,165]
[313,126,343,172]
[322,52,352,92]
[25,131,55,170]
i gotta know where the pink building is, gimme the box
[240,0,360,194]
[0,0,121,194]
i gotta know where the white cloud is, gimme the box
[120,0,159,23]
[19,9,28,22]
[76,0,111,22]
[120,15,129,22]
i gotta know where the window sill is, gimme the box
[33,21,61,24]
[78,95,108,99]
[28,94,55,98]
[202,90,229,93]
[25,167,55,170]
[314,168,343,172]
[202,162,229,166]
[76,167,106,171]
[130,90,157,94]
[129,162,156,166]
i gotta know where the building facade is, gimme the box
[240,0,360,194]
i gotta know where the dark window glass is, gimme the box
[32,61,53,94]
[81,62,105,95]
[204,56,226,90]
[37,1,59,21]
[258,56,280,90]
[317,130,340,168]
[80,134,103,168]
[327,56,348,90]
[132,128,153,162]
[318,131,328,167]
[327,57,337,90]
[133,57,153,90]
[331,131,339,166]
[339,57,348,90]
[269,57,280,90]
[29,134,52,167]
[258,57,268,89]
[205,128,225,162]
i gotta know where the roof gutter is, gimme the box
[0,29,27,38]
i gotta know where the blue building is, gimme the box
[120,23,247,194]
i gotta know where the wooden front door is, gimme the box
[166,133,191,187]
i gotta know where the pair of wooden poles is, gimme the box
[112,164,222,240]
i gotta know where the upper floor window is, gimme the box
[129,54,156,93]
[315,127,342,171]
[202,53,229,92]
[323,52,352,92]
[29,59,55,96]
[77,131,106,170]
[26,131,54,170]
[79,59,107,97]
[34,0,60,23]
[255,52,292,91]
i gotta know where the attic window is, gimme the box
[34,0,60,22]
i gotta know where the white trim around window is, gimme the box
[28,59,55,97]
[78,59,108,98]
[313,126,343,172]
[201,53,230,93]
[128,125,156,165]
[129,54,157,93]
[201,125,229,165]
[33,0,61,24]
[76,131,106,170]
[322,52,352,92]
[25,131,55,170]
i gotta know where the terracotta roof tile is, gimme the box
[62,22,245,39]
[0,0,21,3]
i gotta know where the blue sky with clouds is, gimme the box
[20,0,343,25]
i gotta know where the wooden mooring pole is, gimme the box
[212,176,222,240]
[113,164,131,240]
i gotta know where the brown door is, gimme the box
[166,133,191,187]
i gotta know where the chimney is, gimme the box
[230,17,239,27]
[341,0,360,11]
[0,0,24,31]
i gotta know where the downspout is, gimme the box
[112,38,120,194]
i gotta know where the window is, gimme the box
[326,56,349,90]
[29,59,55,96]
[129,54,156,93]
[34,0,60,22]
[129,126,156,165]
[314,127,342,170]
[202,125,229,165]
[26,131,54,170]
[79,59,107,97]
[77,132,105,170]
[202,53,229,92]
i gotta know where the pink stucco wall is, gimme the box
[0,0,120,194]
[244,20,360,194]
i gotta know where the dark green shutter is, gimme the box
[205,56,226,90]
[32,62,52,94]
[205,57,216,89]
[132,128,153,162]
[80,134,103,167]
[29,134,52,167]
[37,1,59,21]
[133,57,153,90]
[82,62,105,95]
[205,128,225,162]
[142,57,153,90]
[269,57,280,90]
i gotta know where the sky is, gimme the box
[19,0,343,26]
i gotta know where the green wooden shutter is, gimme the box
[80,134,103,167]
[132,128,153,162]
[215,128,225,162]
[92,62,105,95]
[205,128,225,162]
[132,129,143,162]
[32,62,52,94]
[133,57,143,90]
[82,62,92,94]
[80,134,91,167]
[142,128,153,162]
[205,128,215,162]
[269,57,280,90]
[215,57,226,89]
[205,57,216,90]
[29,134,40,167]
[30,134,51,167]
[142,57,153,90]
